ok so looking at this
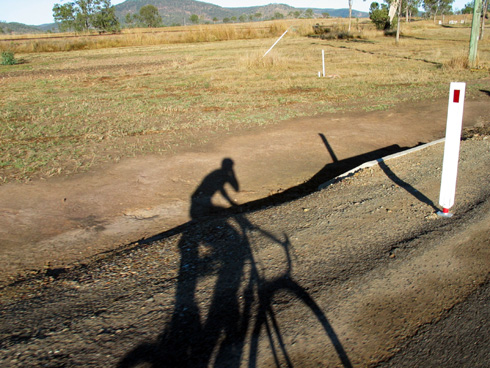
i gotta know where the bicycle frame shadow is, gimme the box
[118,158,352,368]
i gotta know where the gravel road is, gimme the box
[376,279,489,367]
[0,132,489,367]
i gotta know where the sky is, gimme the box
[0,0,470,26]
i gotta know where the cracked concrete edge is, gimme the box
[318,138,446,190]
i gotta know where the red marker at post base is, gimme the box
[438,82,466,218]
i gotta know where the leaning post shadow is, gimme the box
[319,133,438,212]
[319,133,339,163]
[118,157,352,368]
[378,159,439,212]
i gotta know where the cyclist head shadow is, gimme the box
[118,157,352,368]
[190,157,239,219]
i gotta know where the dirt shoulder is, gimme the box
[1,89,489,284]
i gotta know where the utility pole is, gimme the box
[348,0,353,32]
[395,0,402,44]
[469,0,483,68]
[481,0,488,40]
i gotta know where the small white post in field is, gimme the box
[263,29,289,58]
[437,82,466,218]
[322,49,326,77]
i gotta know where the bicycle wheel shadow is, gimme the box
[118,158,352,368]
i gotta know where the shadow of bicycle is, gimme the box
[118,158,352,368]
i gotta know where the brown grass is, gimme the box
[0,18,489,184]
[0,20,320,54]
[444,54,470,70]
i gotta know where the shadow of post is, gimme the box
[319,133,339,163]
[378,160,439,212]
[118,158,352,368]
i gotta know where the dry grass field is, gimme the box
[0,18,489,184]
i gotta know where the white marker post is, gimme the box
[438,82,466,218]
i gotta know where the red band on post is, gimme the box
[443,208,449,214]
[453,90,460,103]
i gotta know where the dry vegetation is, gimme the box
[0,20,315,53]
[0,19,489,184]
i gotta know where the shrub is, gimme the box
[312,24,356,40]
[321,31,354,40]
[369,2,390,30]
[444,55,470,70]
[1,51,17,65]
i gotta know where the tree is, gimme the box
[239,15,247,22]
[462,1,473,13]
[462,0,490,13]
[189,14,199,24]
[469,0,483,66]
[74,0,95,30]
[423,0,454,22]
[405,0,421,21]
[53,2,77,32]
[480,0,489,39]
[53,0,120,32]
[369,2,390,29]
[125,13,137,27]
[138,5,162,27]
[305,9,314,18]
[383,0,420,23]
[91,0,119,33]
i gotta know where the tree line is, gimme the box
[53,0,488,33]
[369,0,489,30]
[53,0,120,32]
[52,1,171,31]
[186,9,325,25]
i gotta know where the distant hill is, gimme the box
[114,0,368,26]
[37,23,60,32]
[0,22,45,34]
[311,8,367,19]
[0,1,368,34]
[115,0,240,25]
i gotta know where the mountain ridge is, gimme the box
[115,0,368,25]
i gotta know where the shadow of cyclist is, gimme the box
[190,158,239,219]
[118,158,352,368]
[118,158,247,367]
